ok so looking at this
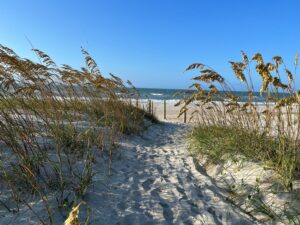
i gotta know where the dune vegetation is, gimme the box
[178,52,300,223]
[0,44,157,225]
[1,42,300,224]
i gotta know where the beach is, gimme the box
[1,1,300,223]
[0,98,298,224]
[0,121,258,225]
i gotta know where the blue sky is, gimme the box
[1,0,300,90]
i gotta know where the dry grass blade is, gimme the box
[295,53,299,66]
[229,61,246,82]
[32,49,56,67]
[185,63,204,71]
[252,53,264,64]
[241,50,249,63]
[193,72,224,83]
[64,202,85,225]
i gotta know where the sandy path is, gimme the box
[0,122,258,224]
[86,122,257,225]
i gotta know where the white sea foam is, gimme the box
[150,93,163,96]
[138,98,179,103]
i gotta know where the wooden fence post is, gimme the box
[136,99,139,108]
[148,100,151,114]
[184,105,187,123]
[164,100,166,119]
[151,101,154,115]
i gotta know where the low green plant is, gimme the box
[189,126,278,164]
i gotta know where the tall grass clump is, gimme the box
[0,44,156,224]
[178,52,300,222]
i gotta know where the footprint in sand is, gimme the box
[142,178,155,191]
[75,123,259,224]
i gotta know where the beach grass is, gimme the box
[0,44,157,224]
[180,52,300,222]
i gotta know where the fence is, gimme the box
[132,99,188,123]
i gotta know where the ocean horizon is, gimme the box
[135,87,287,103]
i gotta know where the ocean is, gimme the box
[135,88,284,103]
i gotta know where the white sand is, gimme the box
[83,123,256,224]
[0,122,257,224]
[1,100,298,224]
[196,155,300,224]
[82,122,256,224]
